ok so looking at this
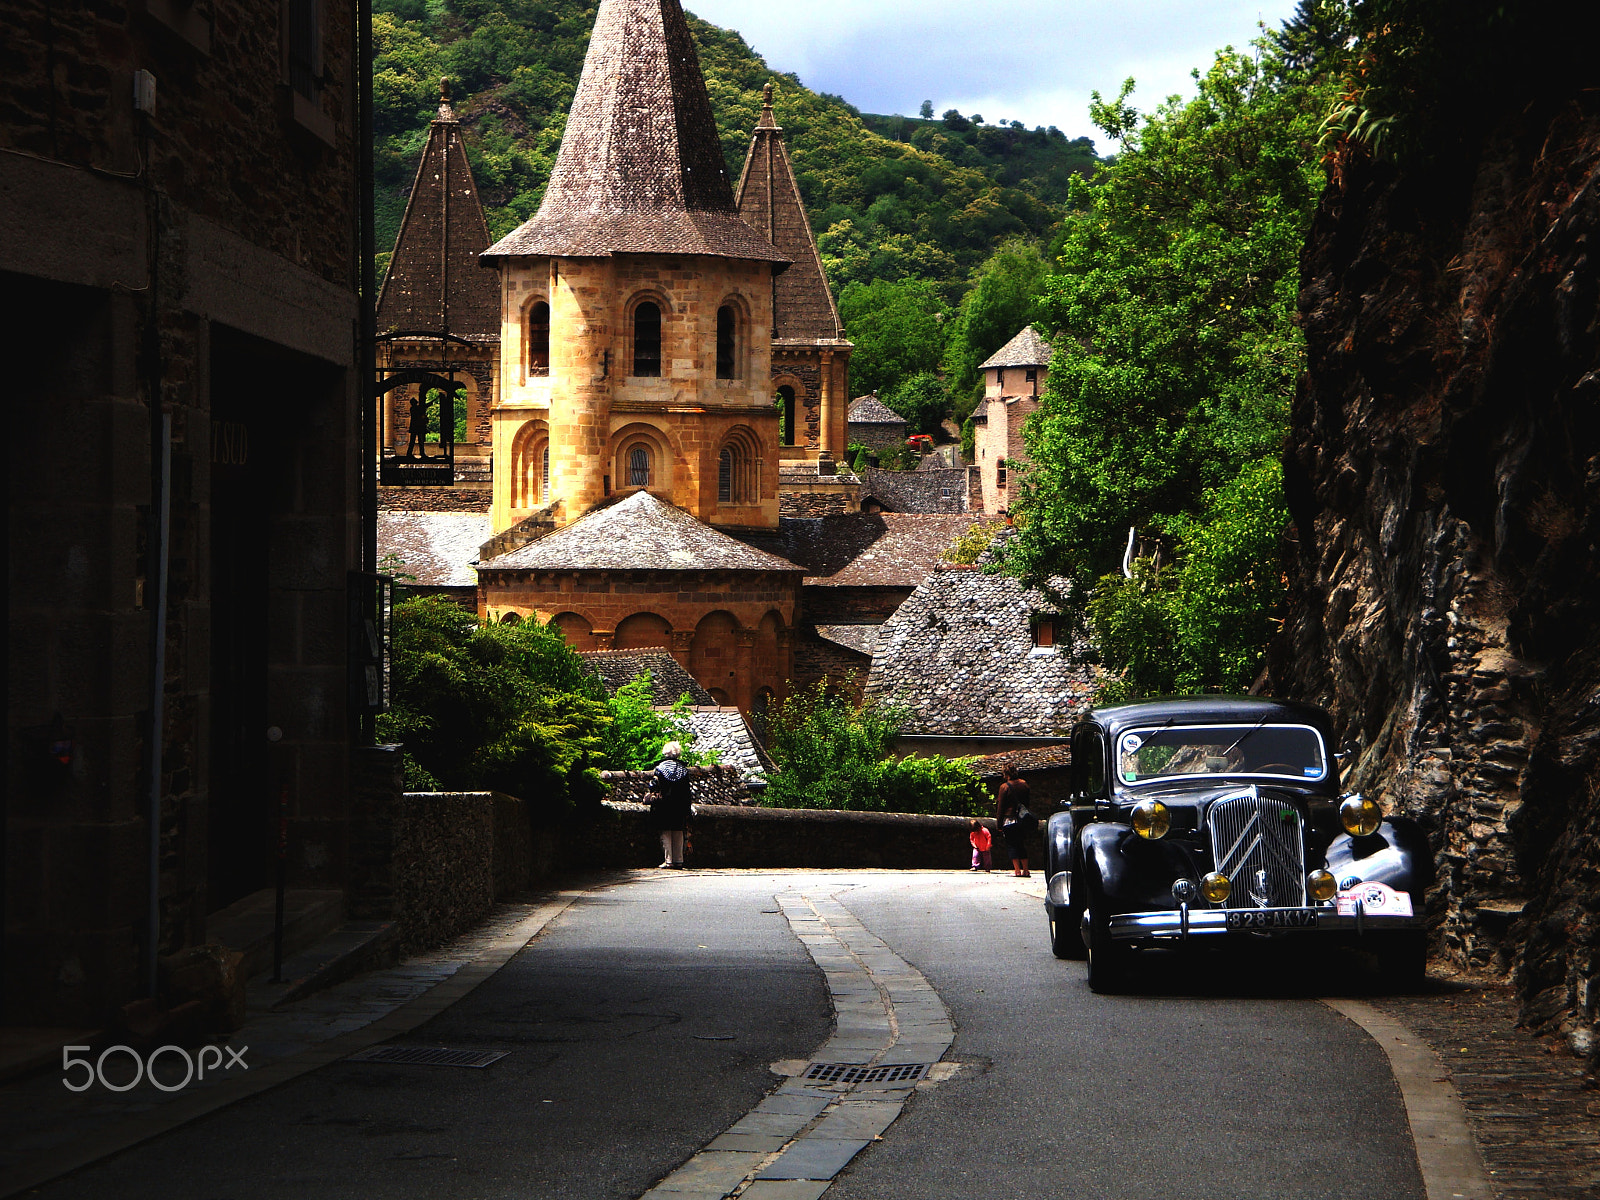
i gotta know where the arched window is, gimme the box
[500,611,522,625]
[716,305,736,379]
[526,301,550,377]
[633,302,661,377]
[628,445,650,486]
[776,385,796,447]
[718,448,734,503]
[541,444,550,501]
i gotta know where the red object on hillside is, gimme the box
[907,433,934,452]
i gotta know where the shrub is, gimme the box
[602,672,720,771]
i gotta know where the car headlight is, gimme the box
[1131,799,1170,840]
[1339,794,1383,837]
[1307,869,1337,903]
[1201,872,1231,904]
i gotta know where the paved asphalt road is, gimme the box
[31,870,1424,1200]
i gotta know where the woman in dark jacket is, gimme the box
[648,741,693,868]
[996,766,1035,877]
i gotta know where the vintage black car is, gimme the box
[1043,696,1431,992]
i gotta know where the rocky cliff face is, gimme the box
[1270,95,1600,1063]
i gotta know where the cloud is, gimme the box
[687,0,1299,140]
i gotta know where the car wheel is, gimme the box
[1084,878,1131,993]
[1048,892,1086,959]
[1374,931,1427,992]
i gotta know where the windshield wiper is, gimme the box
[1219,713,1271,758]
[1129,717,1175,754]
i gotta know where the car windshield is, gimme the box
[1117,723,1328,785]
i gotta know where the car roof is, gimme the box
[1081,695,1333,739]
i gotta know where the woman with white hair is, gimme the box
[647,741,693,868]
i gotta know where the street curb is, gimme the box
[2,891,586,1199]
[1322,997,1495,1200]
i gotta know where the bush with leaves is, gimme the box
[762,681,986,816]
[378,596,610,820]
[602,672,720,771]
[881,372,949,437]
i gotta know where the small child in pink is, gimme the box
[969,820,992,872]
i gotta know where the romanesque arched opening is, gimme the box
[718,425,763,506]
[552,611,596,651]
[511,420,550,509]
[633,301,661,377]
[524,297,550,378]
[690,610,740,696]
[615,611,672,650]
[775,384,797,447]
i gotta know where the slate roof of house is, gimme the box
[377,82,499,340]
[813,625,879,656]
[971,743,1074,779]
[847,396,905,425]
[859,466,970,514]
[377,510,490,588]
[479,490,803,573]
[731,513,980,587]
[736,86,846,341]
[677,707,776,780]
[979,326,1052,370]
[481,0,788,266]
[581,649,716,705]
[863,564,1097,737]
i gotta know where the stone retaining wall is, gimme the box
[599,765,755,806]
[590,802,1045,870]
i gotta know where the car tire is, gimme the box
[1374,931,1427,991]
[1084,878,1131,993]
[1048,894,1086,960]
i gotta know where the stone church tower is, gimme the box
[482,0,791,536]
[736,85,853,468]
[376,80,500,491]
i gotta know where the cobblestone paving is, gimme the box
[1373,985,1600,1200]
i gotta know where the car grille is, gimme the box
[1208,790,1307,908]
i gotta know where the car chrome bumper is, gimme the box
[1108,905,1423,942]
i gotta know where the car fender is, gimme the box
[1325,816,1433,900]
[1045,810,1077,906]
[1078,821,1134,903]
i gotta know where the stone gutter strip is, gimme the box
[0,892,586,1199]
[1322,999,1494,1200]
[640,890,956,1199]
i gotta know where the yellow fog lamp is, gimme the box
[1131,799,1170,840]
[1307,869,1338,903]
[1201,872,1231,904]
[1339,794,1383,837]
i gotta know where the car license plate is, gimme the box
[1225,908,1319,930]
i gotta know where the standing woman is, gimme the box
[648,741,693,868]
[996,765,1036,877]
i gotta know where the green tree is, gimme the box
[1006,46,1331,591]
[919,99,934,120]
[601,672,719,771]
[941,238,1050,414]
[836,278,947,397]
[882,372,948,437]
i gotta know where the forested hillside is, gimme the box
[371,0,1100,413]
[372,0,1097,305]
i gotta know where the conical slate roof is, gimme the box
[479,490,803,572]
[979,326,1053,369]
[377,80,499,338]
[736,85,846,341]
[481,0,788,265]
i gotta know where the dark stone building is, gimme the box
[5,0,364,1023]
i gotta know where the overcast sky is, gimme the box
[686,0,1301,148]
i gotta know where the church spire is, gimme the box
[377,75,498,338]
[735,81,847,342]
[482,0,788,264]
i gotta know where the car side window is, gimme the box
[1082,733,1107,797]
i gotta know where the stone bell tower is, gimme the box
[481,0,791,536]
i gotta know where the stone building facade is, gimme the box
[5,0,363,1022]
[973,327,1051,514]
[846,395,907,452]
[376,79,500,496]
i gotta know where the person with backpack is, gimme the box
[996,765,1036,877]
[648,741,693,868]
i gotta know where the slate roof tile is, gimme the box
[847,396,905,425]
[730,513,980,587]
[377,510,490,588]
[864,565,1098,737]
[480,491,803,573]
[581,649,715,705]
[978,326,1052,369]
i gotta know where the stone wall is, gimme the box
[780,490,857,518]
[378,486,492,513]
[590,803,1044,870]
[599,765,755,806]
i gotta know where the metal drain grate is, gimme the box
[346,1046,508,1069]
[804,1062,929,1085]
